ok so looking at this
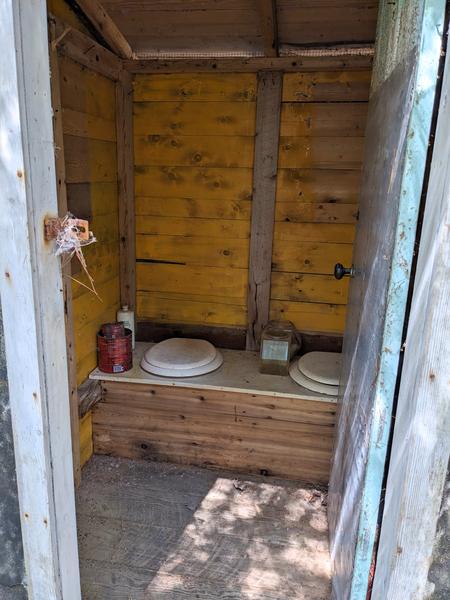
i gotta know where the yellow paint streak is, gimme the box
[80,412,93,467]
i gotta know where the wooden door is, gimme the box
[328,1,446,598]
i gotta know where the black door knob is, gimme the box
[334,263,354,280]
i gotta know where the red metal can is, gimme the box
[97,324,132,373]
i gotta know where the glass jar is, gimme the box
[259,320,300,375]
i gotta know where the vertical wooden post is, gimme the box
[0,0,81,597]
[116,69,136,310]
[49,24,81,487]
[246,71,282,351]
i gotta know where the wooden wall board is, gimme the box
[282,71,372,102]
[67,182,118,218]
[92,378,336,483]
[134,134,255,168]
[134,166,253,200]
[49,23,81,486]
[134,73,256,329]
[80,411,93,468]
[135,196,252,220]
[271,68,369,335]
[276,168,362,203]
[137,292,247,327]
[246,71,282,350]
[136,235,249,269]
[280,102,368,137]
[64,136,117,183]
[59,56,117,118]
[134,73,257,102]
[116,69,136,309]
[126,55,374,74]
[133,101,256,136]
[62,108,117,142]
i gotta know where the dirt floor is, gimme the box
[77,455,331,599]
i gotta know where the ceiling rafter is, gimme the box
[259,0,278,57]
[74,0,134,59]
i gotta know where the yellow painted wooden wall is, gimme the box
[269,71,371,334]
[58,55,120,466]
[133,74,256,328]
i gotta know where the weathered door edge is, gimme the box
[349,1,446,597]
[0,1,81,598]
[371,25,450,598]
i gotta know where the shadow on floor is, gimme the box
[77,455,331,600]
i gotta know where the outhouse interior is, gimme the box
[42,1,442,598]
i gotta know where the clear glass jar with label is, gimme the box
[260,320,300,375]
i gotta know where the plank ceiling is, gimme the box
[100,0,379,58]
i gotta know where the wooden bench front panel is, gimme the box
[92,381,336,484]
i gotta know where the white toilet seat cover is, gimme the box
[140,338,223,377]
[297,351,342,385]
[145,338,217,370]
[289,361,339,396]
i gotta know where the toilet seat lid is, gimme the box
[297,352,342,385]
[289,362,339,396]
[144,338,217,371]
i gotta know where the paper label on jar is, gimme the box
[261,340,289,361]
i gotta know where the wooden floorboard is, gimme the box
[77,455,331,599]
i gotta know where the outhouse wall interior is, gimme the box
[47,0,377,476]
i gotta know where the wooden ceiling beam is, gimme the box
[124,52,374,74]
[74,0,133,59]
[259,0,278,57]
[49,14,121,80]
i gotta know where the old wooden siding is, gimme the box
[47,0,90,34]
[134,73,256,328]
[58,55,120,464]
[269,71,371,334]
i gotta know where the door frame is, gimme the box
[0,2,448,600]
[0,1,81,598]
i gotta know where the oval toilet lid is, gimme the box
[144,338,217,370]
[289,361,339,396]
[141,348,223,378]
[297,351,342,385]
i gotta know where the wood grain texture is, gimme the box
[93,381,336,483]
[75,0,133,59]
[49,12,121,80]
[49,25,81,486]
[116,69,136,309]
[259,0,278,57]
[80,412,93,467]
[77,455,331,599]
[134,73,256,328]
[246,71,282,350]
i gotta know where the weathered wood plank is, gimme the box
[133,73,257,102]
[272,240,353,274]
[274,221,355,243]
[116,69,136,309]
[62,107,116,142]
[135,196,252,220]
[64,135,117,183]
[271,272,348,304]
[49,13,121,80]
[75,0,133,59]
[270,300,347,334]
[282,71,371,101]
[134,134,255,168]
[137,291,247,327]
[276,168,362,202]
[259,0,278,57]
[280,102,368,136]
[134,166,253,200]
[136,263,247,300]
[133,101,256,136]
[80,411,93,467]
[124,54,373,73]
[246,71,282,351]
[275,201,358,223]
[136,235,249,268]
[135,215,250,239]
[278,136,364,169]
[49,25,81,487]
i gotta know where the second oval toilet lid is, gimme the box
[140,338,224,377]
[297,351,342,385]
[289,362,339,396]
